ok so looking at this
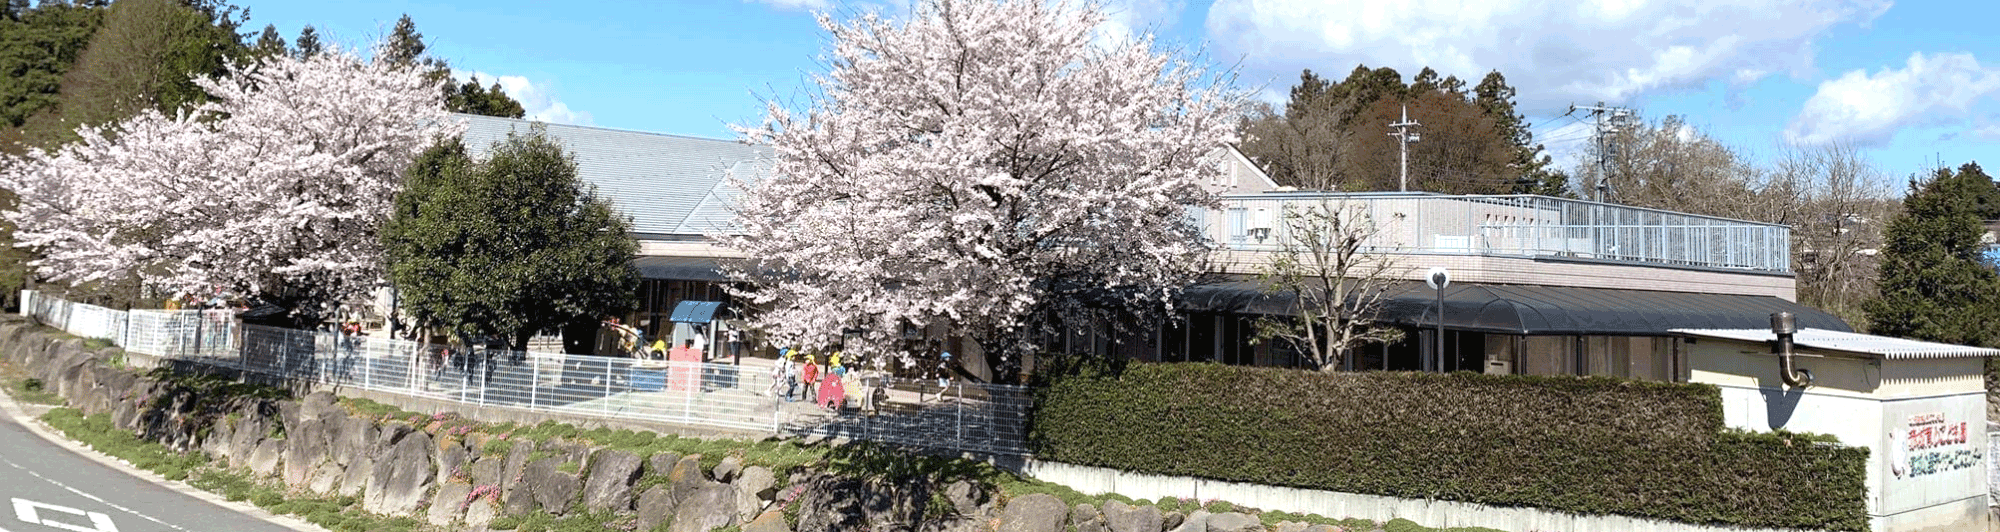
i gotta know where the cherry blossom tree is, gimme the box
[0,46,458,321]
[724,0,1247,378]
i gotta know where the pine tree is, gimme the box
[294,25,323,58]
[381,14,426,68]
[1863,162,2000,346]
[251,23,286,59]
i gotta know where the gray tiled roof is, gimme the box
[455,113,770,237]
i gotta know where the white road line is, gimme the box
[0,458,187,532]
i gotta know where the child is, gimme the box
[800,353,820,404]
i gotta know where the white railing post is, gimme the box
[529,355,541,411]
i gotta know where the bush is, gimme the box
[1029,363,1868,532]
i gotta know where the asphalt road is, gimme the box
[0,398,304,532]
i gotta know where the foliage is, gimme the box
[1251,199,1404,370]
[0,47,459,323]
[41,408,211,480]
[0,0,105,131]
[1865,162,2000,346]
[726,0,1245,374]
[380,13,526,118]
[1239,66,1560,194]
[382,130,637,350]
[22,0,248,146]
[1030,363,1869,531]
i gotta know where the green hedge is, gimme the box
[1029,363,1868,532]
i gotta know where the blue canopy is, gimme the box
[669,300,723,324]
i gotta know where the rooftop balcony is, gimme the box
[1200,193,1797,299]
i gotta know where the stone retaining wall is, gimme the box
[0,316,1375,532]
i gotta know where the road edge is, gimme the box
[0,384,334,532]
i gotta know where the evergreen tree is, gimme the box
[1473,71,1569,196]
[381,14,429,68]
[446,76,525,119]
[382,130,638,351]
[294,25,322,58]
[0,0,106,130]
[250,23,286,59]
[1864,162,2000,347]
[23,0,248,145]
[375,14,526,118]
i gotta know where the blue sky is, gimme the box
[245,0,1998,185]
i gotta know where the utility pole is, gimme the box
[1389,104,1421,192]
[1565,102,1634,202]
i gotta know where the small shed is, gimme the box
[1675,324,1998,532]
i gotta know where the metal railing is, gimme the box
[1209,193,1792,273]
[19,290,1029,455]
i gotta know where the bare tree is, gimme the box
[1252,199,1405,370]
[1772,143,1897,329]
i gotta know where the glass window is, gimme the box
[1482,334,1517,375]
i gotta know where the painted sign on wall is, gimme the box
[1891,412,1979,478]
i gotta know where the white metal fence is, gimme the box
[19,290,1029,455]
[1211,193,1793,273]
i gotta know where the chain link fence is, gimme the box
[20,290,1029,455]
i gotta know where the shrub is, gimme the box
[1029,363,1868,532]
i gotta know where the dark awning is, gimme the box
[669,300,724,324]
[635,256,728,282]
[1179,281,1852,336]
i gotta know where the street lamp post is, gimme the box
[1426,267,1451,373]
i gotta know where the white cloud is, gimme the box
[746,0,831,11]
[1204,0,1890,113]
[456,70,595,126]
[1784,52,2000,146]
[1091,0,1185,48]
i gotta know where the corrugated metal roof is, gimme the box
[455,113,770,237]
[1671,328,2000,359]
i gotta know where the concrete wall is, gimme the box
[1023,460,1812,532]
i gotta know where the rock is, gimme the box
[791,474,929,532]
[306,460,345,495]
[1169,511,1208,532]
[427,482,473,527]
[636,485,674,532]
[1102,501,1162,532]
[1205,512,1261,532]
[363,429,435,515]
[580,449,644,512]
[743,510,791,532]
[299,391,340,421]
[523,458,581,515]
[648,452,682,476]
[998,493,1069,532]
[668,454,710,505]
[1302,526,1344,532]
[330,415,374,465]
[735,466,777,521]
[435,440,470,485]
[1073,503,1106,532]
[469,457,505,488]
[226,414,268,467]
[503,485,539,516]
[336,453,375,497]
[1162,512,1184,531]
[943,479,992,516]
[247,438,284,477]
[1273,521,1308,532]
[501,439,539,497]
[282,418,329,486]
[671,483,737,532]
[463,497,499,530]
[713,455,744,483]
